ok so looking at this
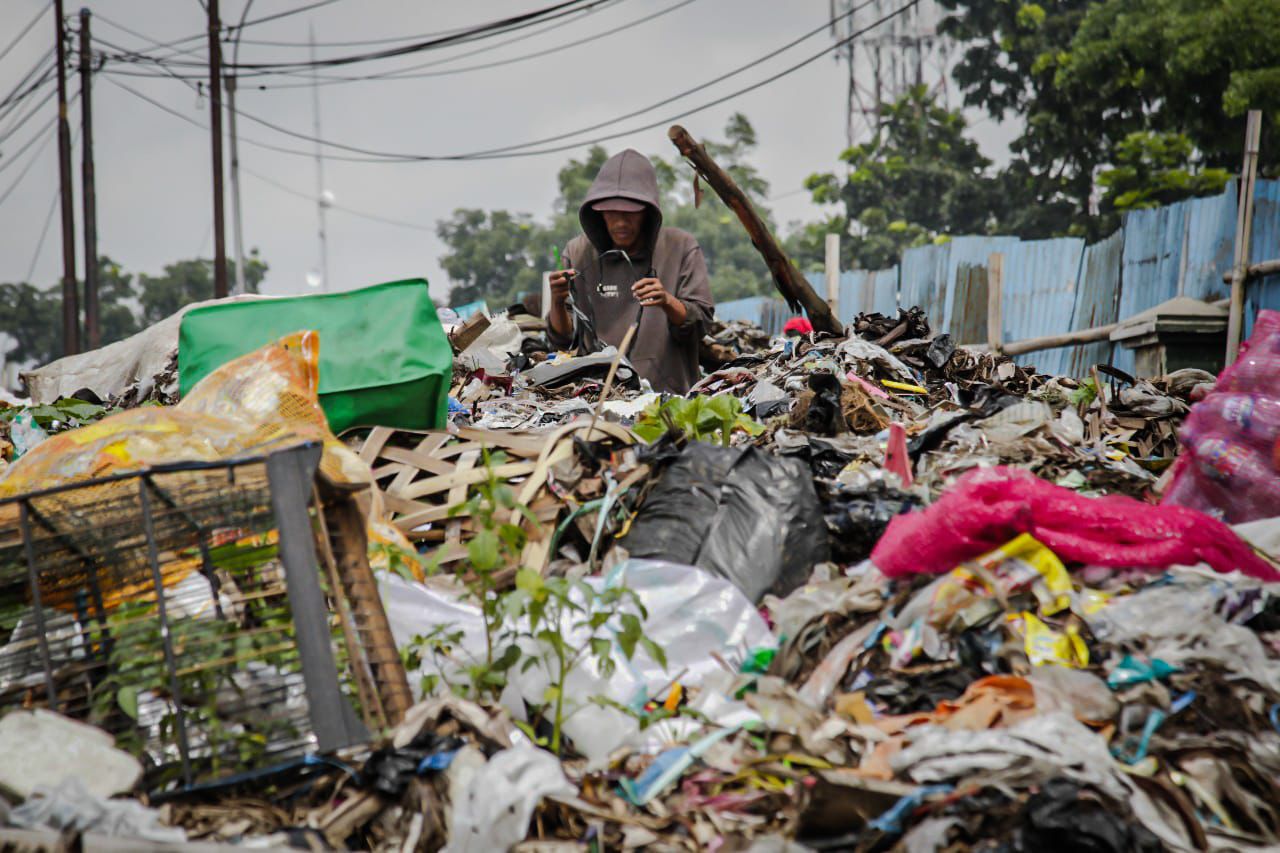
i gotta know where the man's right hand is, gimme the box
[549,268,576,307]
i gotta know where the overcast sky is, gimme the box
[0,0,1015,305]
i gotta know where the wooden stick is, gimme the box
[1002,323,1118,356]
[586,323,637,440]
[668,124,842,335]
[986,252,1004,352]
[1227,110,1263,365]
[1221,258,1280,283]
[825,233,841,317]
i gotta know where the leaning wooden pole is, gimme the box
[668,125,842,335]
[1226,110,1263,365]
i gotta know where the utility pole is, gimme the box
[310,24,330,291]
[78,8,99,349]
[207,0,228,298]
[226,74,246,295]
[54,0,79,356]
[226,0,255,296]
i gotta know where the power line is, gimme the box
[0,86,56,149]
[111,0,610,75]
[26,187,61,282]
[102,74,409,163]
[0,115,56,178]
[0,4,47,68]
[222,0,903,161]
[107,0,919,166]
[240,165,434,231]
[231,0,346,31]
[0,53,54,113]
[243,0,697,89]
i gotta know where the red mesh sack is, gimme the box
[871,466,1278,581]
[1163,309,1280,522]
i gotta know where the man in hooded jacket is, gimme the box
[545,149,714,394]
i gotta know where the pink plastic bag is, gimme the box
[1164,309,1280,522]
[871,466,1278,581]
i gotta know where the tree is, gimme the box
[436,114,777,307]
[1098,132,1232,214]
[0,253,268,369]
[796,87,1012,270]
[0,282,61,367]
[138,252,266,325]
[937,0,1280,237]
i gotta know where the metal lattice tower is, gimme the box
[830,0,954,148]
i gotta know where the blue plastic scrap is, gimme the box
[867,785,954,836]
[1107,655,1179,689]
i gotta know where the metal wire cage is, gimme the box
[0,442,407,792]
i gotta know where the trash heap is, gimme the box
[1,295,1278,852]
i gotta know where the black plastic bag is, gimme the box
[621,441,830,602]
[820,480,921,563]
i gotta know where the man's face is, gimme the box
[602,210,645,251]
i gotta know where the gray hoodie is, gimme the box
[546,149,713,394]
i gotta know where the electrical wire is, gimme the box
[106,0,917,164]
[103,74,410,163]
[0,86,56,148]
[231,0,346,31]
[239,0,697,89]
[26,187,62,282]
[93,14,208,63]
[221,0,911,161]
[0,52,54,113]
[0,115,56,178]
[105,0,610,75]
[0,4,47,68]
[240,165,434,231]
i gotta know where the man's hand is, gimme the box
[632,277,687,325]
[549,268,576,307]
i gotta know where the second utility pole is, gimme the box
[207,0,228,298]
[54,0,79,356]
[79,8,99,350]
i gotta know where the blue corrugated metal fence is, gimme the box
[717,179,1280,376]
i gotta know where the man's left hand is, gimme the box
[633,277,688,326]
[632,277,669,307]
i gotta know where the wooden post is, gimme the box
[541,270,552,321]
[1227,110,1263,364]
[208,0,228,299]
[78,9,99,350]
[986,252,1004,352]
[668,125,842,335]
[53,0,79,356]
[824,233,840,319]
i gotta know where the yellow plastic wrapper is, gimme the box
[0,331,422,587]
[926,533,1073,628]
[1012,611,1089,668]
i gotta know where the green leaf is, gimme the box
[617,613,641,659]
[589,636,612,661]
[468,528,501,571]
[640,636,668,669]
[117,686,139,719]
[494,644,522,672]
[515,567,544,593]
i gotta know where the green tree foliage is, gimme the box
[1098,132,1232,213]
[436,114,776,308]
[938,0,1280,237]
[139,253,267,326]
[796,87,1011,270]
[0,253,268,368]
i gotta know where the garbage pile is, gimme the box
[2,290,1279,852]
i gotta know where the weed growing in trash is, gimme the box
[633,394,764,445]
[507,567,666,755]
[407,448,668,755]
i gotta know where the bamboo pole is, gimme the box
[986,252,1004,352]
[1226,110,1263,364]
[668,125,842,335]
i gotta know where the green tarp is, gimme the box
[178,279,451,434]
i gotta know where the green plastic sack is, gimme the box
[178,279,450,434]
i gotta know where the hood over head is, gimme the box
[579,149,663,254]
